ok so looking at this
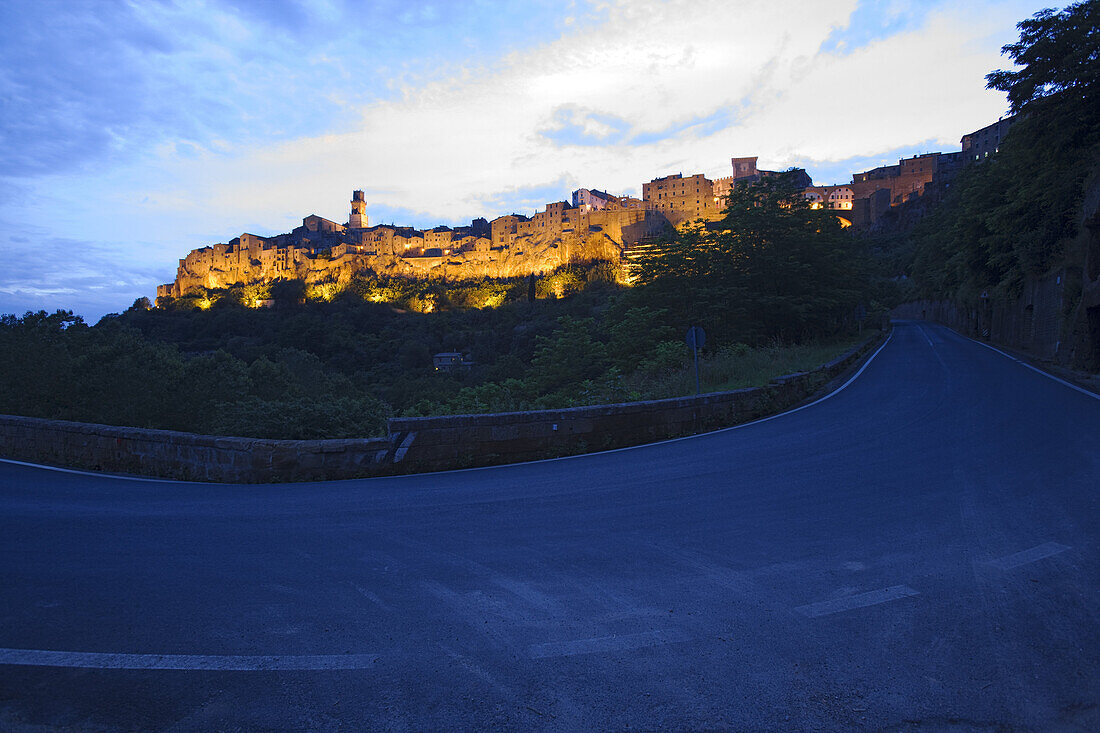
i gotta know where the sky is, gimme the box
[0,0,1051,321]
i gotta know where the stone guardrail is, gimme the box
[0,329,887,483]
[0,417,391,483]
[388,329,887,473]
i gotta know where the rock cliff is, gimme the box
[158,195,669,300]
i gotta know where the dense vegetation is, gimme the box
[632,171,877,345]
[908,1,1100,301]
[1,175,878,439]
[6,7,1093,440]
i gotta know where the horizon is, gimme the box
[0,0,1049,321]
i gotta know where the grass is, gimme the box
[628,331,876,400]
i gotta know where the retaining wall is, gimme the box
[0,416,391,483]
[893,270,1066,361]
[389,366,847,472]
[376,331,883,473]
[0,331,886,482]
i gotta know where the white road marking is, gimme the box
[392,431,417,462]
[2,331,894,483]
[0,457,210,484]
[963,335,1100,400]
[987,542,1071,570]
[529,629,689,659]
[917,324,948,369]
[0,648,377,671]
[795,585,919,618]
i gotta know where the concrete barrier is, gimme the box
[0,330,887,482]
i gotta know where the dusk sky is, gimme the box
[0,0,1049,321]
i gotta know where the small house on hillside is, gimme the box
[433,352,473,372]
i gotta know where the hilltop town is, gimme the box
[157,116,1013,303]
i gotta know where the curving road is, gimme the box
[1,321,1098,731]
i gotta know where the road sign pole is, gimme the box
[693,343,700,395]
[686,326,705,396]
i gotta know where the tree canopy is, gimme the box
[986,1,1100,113]
[631,171,870,343]
[910,1,1100,300]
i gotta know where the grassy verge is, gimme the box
[626,331,876,400]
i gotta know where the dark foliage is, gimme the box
[986,1,1100,113]
[631,171,872,343]
[910,1,1100,299]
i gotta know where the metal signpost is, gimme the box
[855,302,867,336]
[686,326,705,395]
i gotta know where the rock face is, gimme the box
[157,194,671,300]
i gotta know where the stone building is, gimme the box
[572,188,615,210]
[349,190,369,229]
[961,116,1015,163]
[712,157,812,207]
[158,115,1019,303]
[727,156,811,189]
[642,173,722,226]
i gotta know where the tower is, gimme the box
[349,190,369,229]
[731,157,759,182]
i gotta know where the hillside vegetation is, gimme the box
[1,175,879,439]
[908,1,1100,301]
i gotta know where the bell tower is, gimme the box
[349,190,369,229]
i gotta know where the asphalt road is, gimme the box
[1,321,1098,731]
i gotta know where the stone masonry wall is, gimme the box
[385,332,884,473]
[0,332,886,482]
[0,416,391,483]
[893,270,1066,361]
[893,169,1100,371]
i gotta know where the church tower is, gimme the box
[349,190,369,229]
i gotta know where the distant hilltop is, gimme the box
[157,115,1013,303]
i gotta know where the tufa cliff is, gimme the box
[157,191,670,301]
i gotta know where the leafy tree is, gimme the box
[911,1,1100,299]
[986,1,1100,113]
[529,316,609,394]
[633,171,868,343]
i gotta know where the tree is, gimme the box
[911,1,1100,299]
[986,1,1100,113]
[632,171,867,343]
[529,317,609,394]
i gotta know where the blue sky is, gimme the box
[0,0,1049,320]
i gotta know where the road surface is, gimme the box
[1,321,1098,731]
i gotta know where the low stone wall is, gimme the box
[0,416,391,483]
[0,331,886,482]
[387,331,886,473]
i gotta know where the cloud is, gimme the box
[134,0,1034,228]
[541,106,632,146]
[0,0,585,179]
[138,0,862,223]
[0,0,1052,318]
[0,225,165,320]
